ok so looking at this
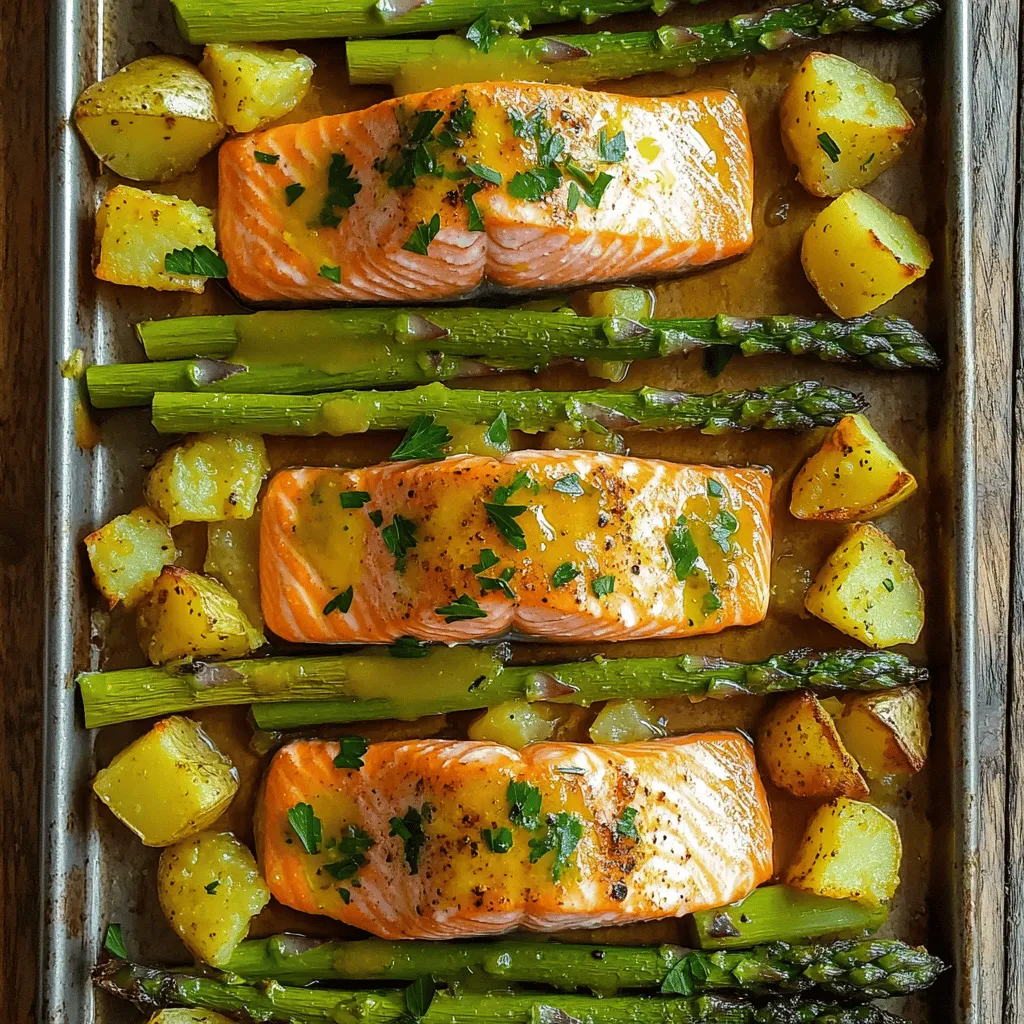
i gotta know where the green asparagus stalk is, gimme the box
[169,0,691,46]
[77,646,926,730]
[150,381,866,436]
[346,0,942,89]
[93,960,911,1024]
[691,887,889,950]
[225,934,945,999]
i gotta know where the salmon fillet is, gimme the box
[218,82,754,303]
[258,734,773,938]
[259,451,772,644]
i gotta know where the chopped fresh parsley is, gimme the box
[410,110,445,145]
[617,807,640,839]
[817,131,841,163]
[103,923,127,958]
[564,158,613,209]
[390,636,431,658]
[204,879,220,894]
[567,182,583,213]
[882,577,895,592]
[592,574,615,597]
[552,562,580,588]
[484,410,510,450]
[507,779,542,830]
[368,509,384,528]
[465,12,500,51]
[319,264,341,283]
[284,182,305,205]
[493,470,536,505]
[473,549,501,573]
[464,181,486,231]
[403,213,442,255]
[446,95,476,136]
[482,826,514,853]
[164,245,228,278]
[288,802,322,855]
[538,130,565,168]
[333,735,369,770]
[338,888,352,904]
[325,823,374,881]
[662,952,703,996]
[553,472,584,496]
[382,513,418,571]
[702,590,723,614]
[404,976,438,1020]
[666,517,699,581]
[709,509,739,553]
[508,166,562,202]
[707,478,724,499]
[435,593,488,622]
[485,501,528,551]
[391,413,452,460]
[508,105,544,139]
[341,490,372,508]
[254,150,279,164]
[468,162,502,184]
[598,128,627,163]
[528,811,584,882]
[860,152,876,172]
[473,548,516,598]
[323,586,353,615]
[389,804,431,875]
[319,152,362,227]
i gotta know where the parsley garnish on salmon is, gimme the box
[389,804,431,875]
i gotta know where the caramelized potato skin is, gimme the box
[85,506,178,608]
[784,797,902,907]
[835,686,930,779]
[757,690,868,799]
[92,716,238,847]
[790,414,917,522]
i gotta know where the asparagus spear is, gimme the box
[150,381,866,436]
[691,887,889,950]
[93,959,912,1024]
[346,0,942,88]
[225,934,945,999]
[77,646,926,729]
[169,0,690,46]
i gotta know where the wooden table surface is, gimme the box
[0,0,1017,1020]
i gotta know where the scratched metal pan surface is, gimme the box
[41,0,976,1021]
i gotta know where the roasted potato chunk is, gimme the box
[204,515,264,631]
[75,55,226,182]
[781,52,914,198]
[94,186,218,293]
[801,189,932,318]
[784,797,902,907]
[835,686,930,779]
[137,566,265,665]
[468,700,568,748]
[158,831,270,966]
[805,523,924,648]
[145,432,269,527]
[200,43,315,133]
[85,506,178,608]
[790,414,917,522]
[92,715,238,847]
[589,699,668,744]
[757,691,868,799]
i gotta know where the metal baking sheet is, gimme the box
[41,1,977,1021]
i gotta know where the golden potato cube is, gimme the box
[468,700,567,749]
[92,715,238,847]
[200,43,315,133]
[783,797,902,906]
[781,52,914,198]
[147,1013,236,1024]
[805,523,924,649]
[589,699,668,744]
[137,566,265,665]
[757,691,868,799]
[94,186,217,293]
[835,686,930,779]
[158,831,270,966]
[790,414,917,522]
[204,515,264,631]
[75,55,226,182]
[145,432,269,527]
[85,506,178,608]
[801,189,933,318]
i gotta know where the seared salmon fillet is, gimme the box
[218,82,753,303]
[259,451,772,644]
[258,734,773,938]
